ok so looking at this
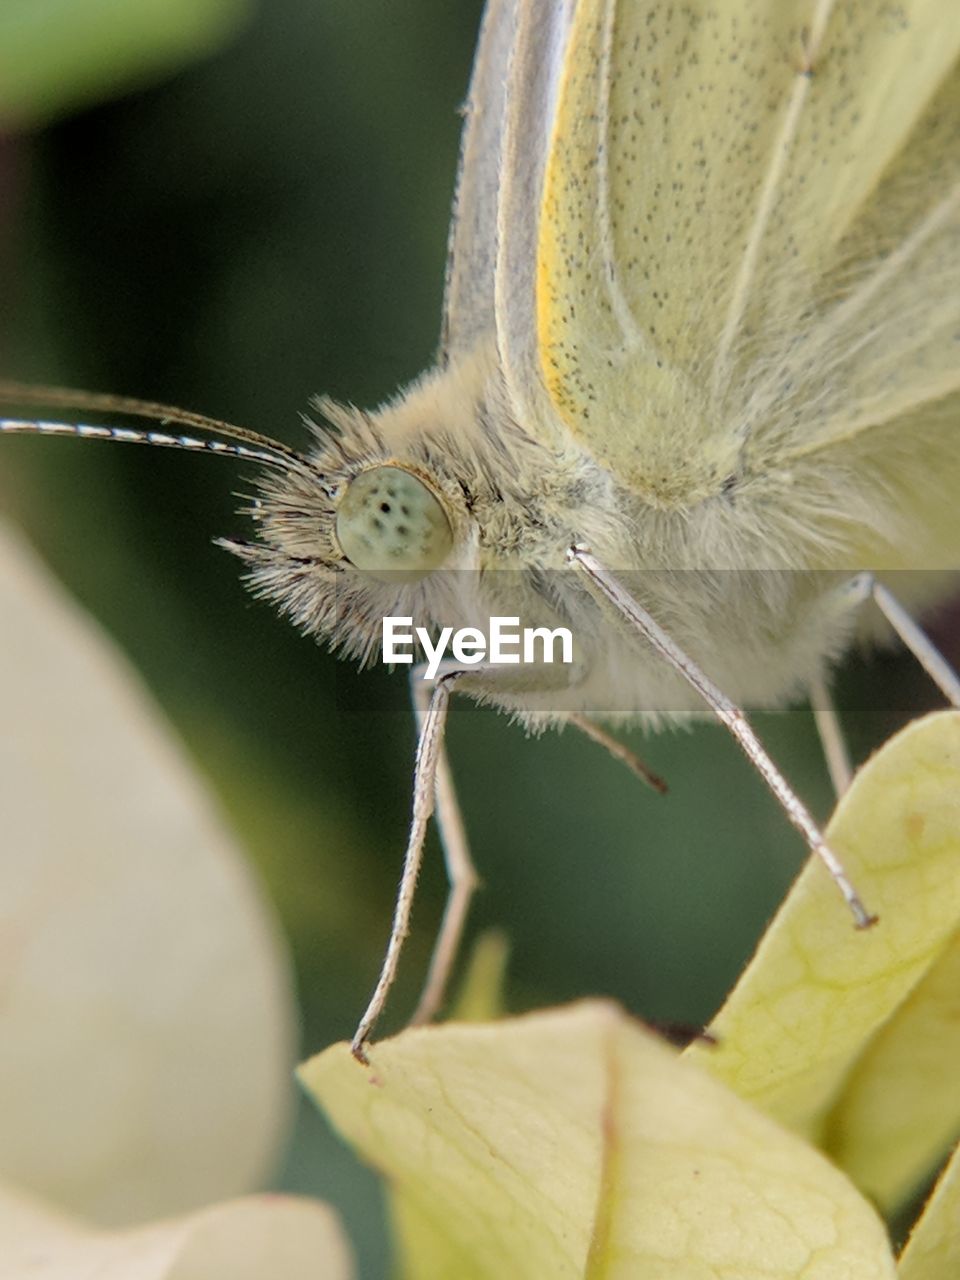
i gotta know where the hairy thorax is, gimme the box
[234,343,886,725]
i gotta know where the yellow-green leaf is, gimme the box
[684,712,960,1204]
[301,1002,897,1279]
[450,929,510,1023]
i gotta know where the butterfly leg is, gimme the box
[408,665,481,1029]
[841,572,960,706]
[809,669,853,798]
[351,666,474,1062]
[808,574,960,801]
[567,545,877,930]
[407,700,668,1032]
[566,713,668,794]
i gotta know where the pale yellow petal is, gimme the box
[685,712,960,1168]
[823,929,960,1211]
[0,522,297,1224]
[896,1141,960,1280]
[301,1002,896,1279]
[0,1184,354,1280]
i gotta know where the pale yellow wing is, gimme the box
[529,0,960,513]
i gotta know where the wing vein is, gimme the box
[711,0,837,394]
[814,178,960,358]
[785,360,960,462]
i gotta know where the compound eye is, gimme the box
[335,465,453,582]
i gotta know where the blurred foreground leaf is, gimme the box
[0,0,251,128]
[0,1185,354,1279]
[450,929,510,1024]
[0,520,296,1225]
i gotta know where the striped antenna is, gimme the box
[0,417,289,468]
[0,380,303,470]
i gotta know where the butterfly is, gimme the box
[3,0,960,1062]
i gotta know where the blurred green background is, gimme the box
[0,1,952,1274]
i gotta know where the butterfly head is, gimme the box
[223,372,485,666]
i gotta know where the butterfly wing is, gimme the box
[776,54,960,573]
[443,0,581,423]
[440,0,517,358]
[498,0,960,532]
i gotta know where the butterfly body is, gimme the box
[233,338,895,726]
